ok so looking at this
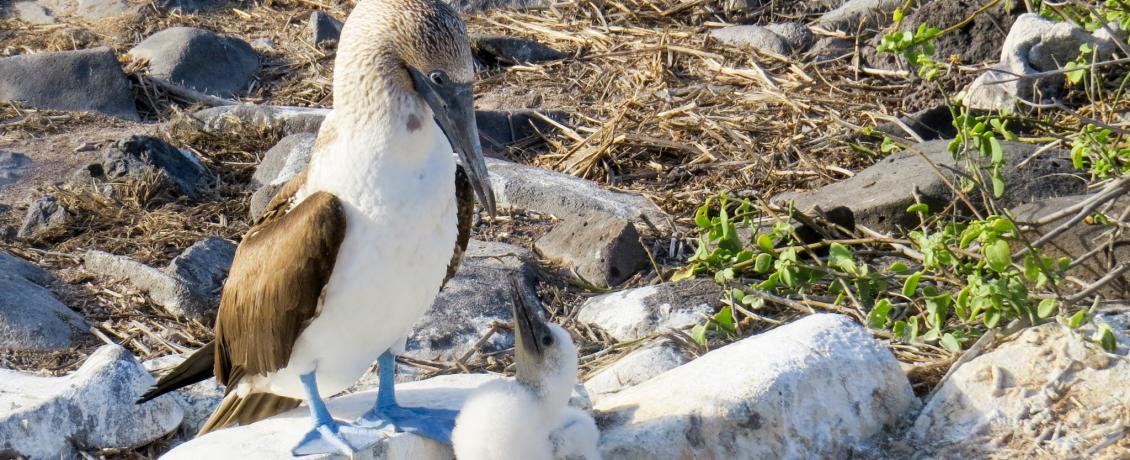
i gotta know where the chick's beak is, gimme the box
[408,66,496,217]
[509,276,548,359]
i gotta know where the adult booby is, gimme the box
[137,0,493,455]
[451,277,600,460]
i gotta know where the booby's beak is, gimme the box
[509,276,550,360]
[408,66,497,217]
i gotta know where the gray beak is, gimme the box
[408,66,496,217]
[509,275,549,359]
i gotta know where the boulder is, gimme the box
[83,239,235,321]
[0,150,31,187]
[17,195,68,239]
[583,342,689,402]
[0,345,183,459]
[964,14,1125,112]
[471,34,565,66]
[0,251,87,351]
[473,109,568,157]
[0,47,139,120]
[817,0,901,32]
[404,240,538,363]
[129,27,259,97]
[310,11,343,47]
[76,0,135,19]
[143,354,224,435]
[911,320,1130,457]
[595,314,917,459]
[577,279,722,342]
[709,25,791,55]
[535,216,649,288]
[764,22,815,53]
[94,135,211,200]
[1011,193,1130,298]
[8,2,56,24]
[487,157,669,229]
[773,140,1087,232]
[865,0,1021,70]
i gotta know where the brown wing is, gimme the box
[213,189,346,386]
[442,164,474,287]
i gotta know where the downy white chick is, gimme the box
[452,277,600,460]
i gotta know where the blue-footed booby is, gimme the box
[451,277,601,460]
[136,0,494,455]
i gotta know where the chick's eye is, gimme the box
[429,71,446,86]
[541,335,554,347]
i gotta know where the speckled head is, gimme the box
[337,0,495,215]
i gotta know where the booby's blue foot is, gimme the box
[353,351,459,443]
[292,371,381,456]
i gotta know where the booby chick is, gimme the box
[136,0,494,456]
[452,277,600,460]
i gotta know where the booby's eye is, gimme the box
[541,335,554,347]
[429,71,447,86]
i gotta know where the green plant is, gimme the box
[1071,123,1129,179]
[877,20,943,80]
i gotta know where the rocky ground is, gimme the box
[1,0,1129,458]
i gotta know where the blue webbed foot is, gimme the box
[355,404,458,442]
[291,421,381,456]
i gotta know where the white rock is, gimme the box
[584,343,688,402]
[163,373,595,460]
[576,279,721,342]
[0,345,183,459]
[817,0,901,31]
[911,320,1130,457]
[709,25,790,55]
[594,314,916,459]
[143,354,225,436]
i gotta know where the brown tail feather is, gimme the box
[197,391,302,436]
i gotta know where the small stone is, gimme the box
[0,251,87,352]
[0,345,183,459]
[17,195,68,239]
[764,22,815,53]
[806,36,854,61]
[97,135,211,200]
[594,314,917,458]
[129,27,259,97]
[157,0,227,11]
[164,237,236,305]
[817,0,902,32]
[76,0,135,20]
[0,150,31,187]
[0,47,139,120]
[250,37,276,51]
[310,11,343,47]
[772,140,1087,231]
[535,216,649,288]
[252,132,316,188]
[10,2,55,24]
[584,343,689,402]
[710,25,791,55]
[83,244,226,321]
[471,34,565,65]
[143,354,224,435]
[577,279,722,342]
[473,109,568,157]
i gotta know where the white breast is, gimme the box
[255,110,458,399]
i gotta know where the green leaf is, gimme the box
[888,261,910,273]
[1037,298,1057,319]
[907,203,929,214]
[902,271,922,297]
[940,333,961,352]
[1098,325,1117,352]
[690,324,708,346]
[988,136,1003,163]
[715,306,736,334]
[1069,310,1089,329]
[868,299,892,328]
[756,234,776,253]
[984,308,1002,328]
[754,253,773,273]
[985,239,1012,273]
[694,203,711,229]
[992,175,1006,198]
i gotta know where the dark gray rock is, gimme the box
[817,0,901,31]
[0,251,87,352]
[871,104,956,142]
[252,133,315,188]
[0,345,183,458]
[765,22,815,53]
[487,157,669,229]
[0,47,139,120]
[157,0,227,11]
[1012,194,1130,299]
[165,237,236,304]
[709,25,791,55]
[773,140,1089,232]
[129,27,259,97]
[310,11,343,47]
[249,182,284,222]
[476,109,568,157]
[83,239,234,321]
[471,34,565,66]
[17,195,68,239]
[0,150,31,187]
[96,135,211,199]
[806,36,854,62]
[406,240,538,361]
[577,279,723,342]
[535,216,649,288]
[864,0,1022,70]
[444,0,550,12]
